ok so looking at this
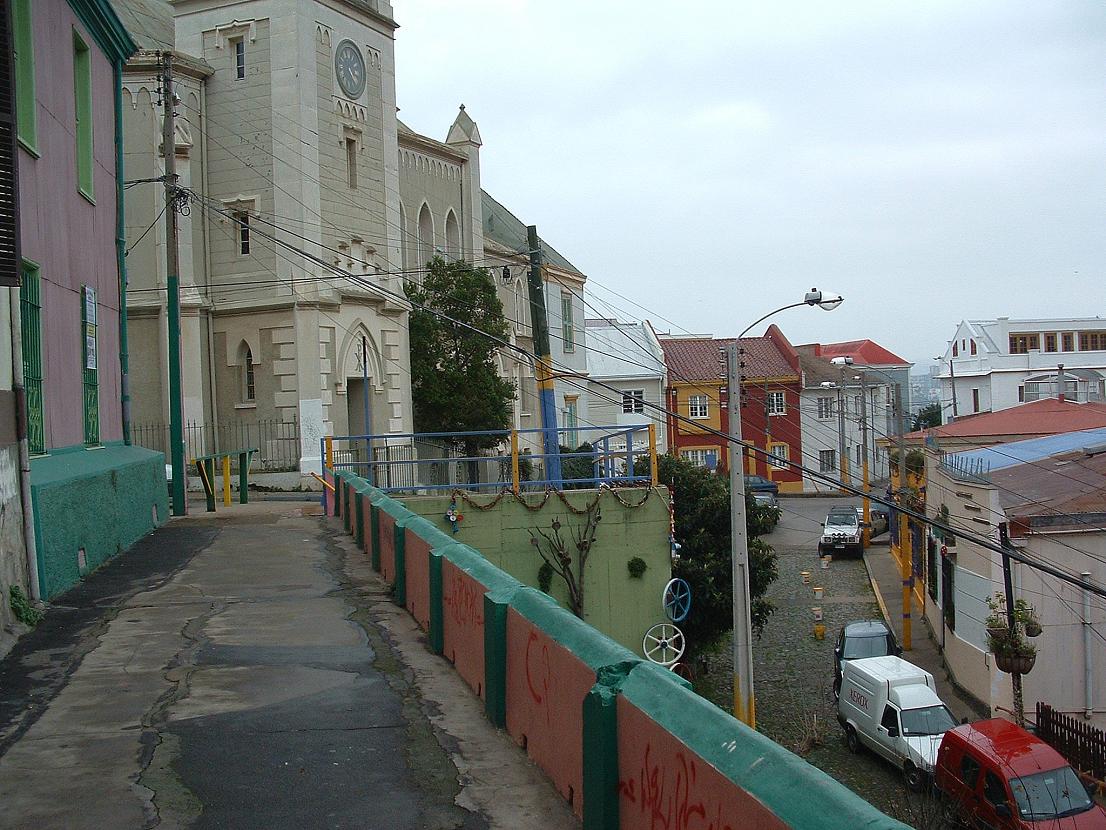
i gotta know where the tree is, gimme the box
[637,455,779,649]
[912,402,942,432]
[405,257,516,453]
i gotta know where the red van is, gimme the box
[935,718,1105,829]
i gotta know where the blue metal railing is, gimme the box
[321,424,659,494]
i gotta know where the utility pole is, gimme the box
[860,375,870,547]
[998,523,1024,726]
[525,225,561,486]
[726,342,755,727]
[896,382,911,650]
[161,53,186,516]
[836,367,849,489]
[948,360,959,419]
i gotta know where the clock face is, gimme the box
[335,40,366,99]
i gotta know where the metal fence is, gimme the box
[1036,702,1106,781]
[324,424,658,494]
[132,418,301,472]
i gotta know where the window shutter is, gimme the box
[0,0,21,286]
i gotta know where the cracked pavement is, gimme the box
[0,501,577,830]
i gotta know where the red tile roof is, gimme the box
[815,339,910,366]
[659,336,797,382]
[907,399,1106,441]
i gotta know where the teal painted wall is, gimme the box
[30,444,169,598]
[398,488,671,655]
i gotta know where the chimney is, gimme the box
[1057,363,1066,402]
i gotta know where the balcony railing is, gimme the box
[322,424,659,493]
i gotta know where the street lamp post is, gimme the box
[729,288,843,727]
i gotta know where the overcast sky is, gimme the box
[394,1,1105,369]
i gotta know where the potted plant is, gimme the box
[985,593,1038,674]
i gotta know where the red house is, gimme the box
[659,325,804,492]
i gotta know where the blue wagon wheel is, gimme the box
[663,578,692,623]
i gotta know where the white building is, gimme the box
[796,347,894,492]
[925,430,1106,727]
[584,319,667,457]
[937,317,1106,422]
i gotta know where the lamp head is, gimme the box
[805,287,844,310]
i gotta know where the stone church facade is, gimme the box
[112,0,588,481]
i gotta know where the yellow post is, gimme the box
[222,455,231,507]
[324,435,334,471]
[510,430,520,495]
[648,424,659,485]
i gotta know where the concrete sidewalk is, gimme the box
[862,545,987,723]
[0,502,576,830]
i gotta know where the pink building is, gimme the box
[12,0,166,599]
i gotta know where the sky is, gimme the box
[393,1,1105,370]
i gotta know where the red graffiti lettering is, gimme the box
[524,630,551,723]
[618,744,735,830]
[444,570,484,629]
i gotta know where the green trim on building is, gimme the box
[81,284,99,445]
[72,31,94,201]
[12,0,36,152]
[29,444,169,599]
[65,0,136,63]
[19,260,43,455]
[353,483,367,547]
[483,590,509,728]
[582,681,620,830]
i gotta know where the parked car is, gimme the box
[745,475,778,495]
[936,718,1106,828]
[837,655,958,791]
[819,506,864,557]
[833,620,901,698]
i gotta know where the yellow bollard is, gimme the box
[222,455,231,507]
[324,435,334,471]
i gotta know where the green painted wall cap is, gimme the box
[619,669,909,830]
[509,587,640,672]
[437,542,523,597]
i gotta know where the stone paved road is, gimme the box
[697,497,933,826]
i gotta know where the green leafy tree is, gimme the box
[636,454,779,648]
[405,257,516,454]
[912,402,942,432]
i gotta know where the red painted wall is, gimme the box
[378,511,396,584]
[441,558,486,699]
[404,531,431,631]
[616,697,788,830]
[505,608,593,818]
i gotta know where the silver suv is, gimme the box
[819,506,863,557]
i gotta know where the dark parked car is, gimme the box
[833,620,901,698]
[745,475,778,495]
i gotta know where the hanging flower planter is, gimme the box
[995,652,1036,675]
[1024,618,1042,638]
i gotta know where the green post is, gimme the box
[583,682,621,830]
[204,459,216,513]
[393,522,406,606]
[167,273,186,515]
[354,485,365,548]
[334,471,342,518]
[483,591,510,727]
[428,551,443,655]
[238,451,249,504]
[370,503,381,570]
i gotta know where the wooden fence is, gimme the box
[1036,702,1106,781]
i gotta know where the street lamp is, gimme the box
[728,288,844,727]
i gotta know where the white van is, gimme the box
[837,655,958,790]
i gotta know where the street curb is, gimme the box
[861,550,893,631]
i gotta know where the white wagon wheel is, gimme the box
[642,622,685,667]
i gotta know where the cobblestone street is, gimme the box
[697,497,927,824]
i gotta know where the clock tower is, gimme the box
[160,0,409,473]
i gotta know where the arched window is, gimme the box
[417,203,434,266]
[444,209,460,259]
[399,202,410,271]
[238,341,255,402]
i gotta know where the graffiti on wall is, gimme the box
[618,744,736,830]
